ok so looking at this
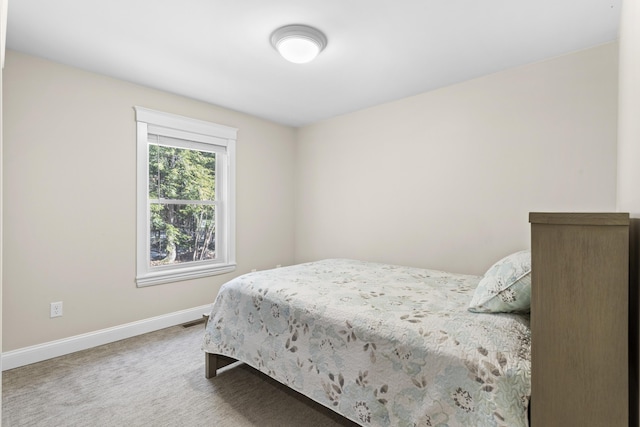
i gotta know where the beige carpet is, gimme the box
[2,323,359,426]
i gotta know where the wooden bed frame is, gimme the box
[204,213,640,427]
[631,218,639,427]
[204,351,235,379]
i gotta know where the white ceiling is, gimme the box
[6,0,621,127]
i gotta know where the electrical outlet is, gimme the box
[50,301,63,318]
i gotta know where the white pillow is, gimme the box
[468,250,531,313]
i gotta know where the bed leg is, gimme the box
[205,353,218,378]
[205,353,237,378]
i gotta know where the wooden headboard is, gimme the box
[629,218,639,427]
[530,213,639,427]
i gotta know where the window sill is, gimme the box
[136,263,236,287]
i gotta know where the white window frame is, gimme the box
[134,106,237,287]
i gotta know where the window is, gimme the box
[135,107,237,286]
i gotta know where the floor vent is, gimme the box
[182,318,206,328]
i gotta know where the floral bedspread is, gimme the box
[203,259,531,427]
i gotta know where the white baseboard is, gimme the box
[1,304,213,371]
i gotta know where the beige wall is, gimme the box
[1,0,6,412]
[617,0,640,216]
[2,42,621,352]
[295,43,619,275]
[2,50,296,351]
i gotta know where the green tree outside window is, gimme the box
[149,144,217,266]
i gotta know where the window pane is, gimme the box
[149,203,216,266]
[149,144,216,201]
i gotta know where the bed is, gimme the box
[202,258,531,426]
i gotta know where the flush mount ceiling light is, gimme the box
[270,24,327,64]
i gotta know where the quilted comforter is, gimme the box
[203,259,531,426]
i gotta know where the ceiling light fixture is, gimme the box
[270,24,327,64]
